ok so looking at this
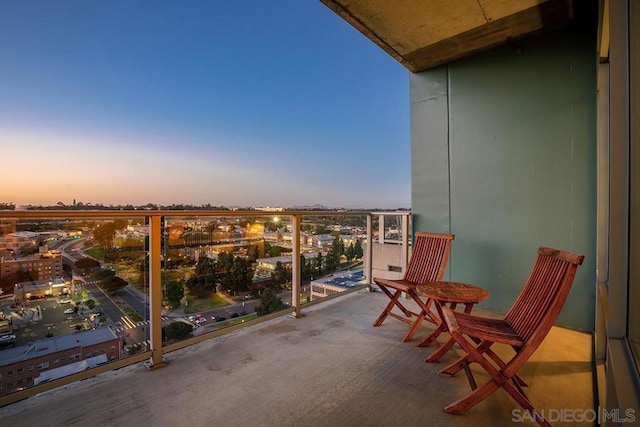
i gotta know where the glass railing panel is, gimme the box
[380,212,410,244]
[159,214,292,345]
[0,214,147,397]
[0,209,406,401]
[299,213,368,304]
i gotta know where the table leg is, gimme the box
[424,302,476,363]
[417,301,457,347]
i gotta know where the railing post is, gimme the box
[365,213,373,288]
[401,213,409,273]
[378,214,385,244]
[147,215,166,369]
[291,214,302,317]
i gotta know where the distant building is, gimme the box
[13,278,67,303]
[254,206,284,212]
[1,251,64,285]
[254,253,322,278]
[310,270,364,300]
[0,219,17,235]
[0,231,40,253]
[308,234,335,248]
[0,328,120,396]
[246,223,264,236]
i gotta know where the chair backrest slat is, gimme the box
[403,232,455,284]
[505,247,584,342]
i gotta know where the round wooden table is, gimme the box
[417,281,489,362]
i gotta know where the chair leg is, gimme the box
[403,292,435,342]
[462,361,477,390]
[426,338,458,363]
[438,354,471,377]
[439,340,493,376]
[444,380,500,414]
[502,381,551,427]
[483,347,528,387]
[373,287,409,327]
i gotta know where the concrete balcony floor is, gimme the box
[1,290,593,427]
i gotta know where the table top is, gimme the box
[417,281,489,304]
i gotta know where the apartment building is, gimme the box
[0,328,120,397]
[0,231,39,253]
[0,252,63,284]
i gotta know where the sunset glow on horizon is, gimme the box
[1,1,411,209]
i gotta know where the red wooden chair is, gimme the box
[372,231,455,342]
[436,247,584,427]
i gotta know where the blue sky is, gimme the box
[0,1,410,209]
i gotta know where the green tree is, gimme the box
[195,256,216,276]
[300,254,311,280]
[93,222,119,249]
[315,252,323,275]
[346,243,356,262]
[325,252,338,273]
[314,225,330,235]
[354,240,364,259]
[76,257,101,273]
[271,261,290,287]
[163,321,193,340]
[218,251,235,273]
[268,245,283,257]
[325,236,343,273]
[165,280,184,309]
[85,299,96,310]
[263,241,272,258]
[246,245,259,262]
[255,287,285,316]
[231,257,254,293]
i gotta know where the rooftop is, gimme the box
[0,290,593,426]
[1,328,118,365]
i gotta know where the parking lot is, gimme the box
[0,298,95,349]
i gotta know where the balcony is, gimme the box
[0,288,592,426]
[0,210,594,424]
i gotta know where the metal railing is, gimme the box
[0,209,410,406]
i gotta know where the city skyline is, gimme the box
[0,1,411,209]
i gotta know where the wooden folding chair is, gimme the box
[372,231,455,342]
[436,247,584,427]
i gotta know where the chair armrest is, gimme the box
[441,305,460,334]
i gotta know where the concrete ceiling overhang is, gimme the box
[321,0,577,72]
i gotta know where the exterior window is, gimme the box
[53,359,59,364]
[27,365,33,371]
[17,368,23,374]
[629,126,640,370]
[36,362,49,370]
[7,370,13,376]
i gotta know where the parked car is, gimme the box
[64,308,75,314]
[0,334,16,343]
[215,316,226,322]
[230,313,239,318]
[57,298,72,304]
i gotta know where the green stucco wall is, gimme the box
[411,25,597,331]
